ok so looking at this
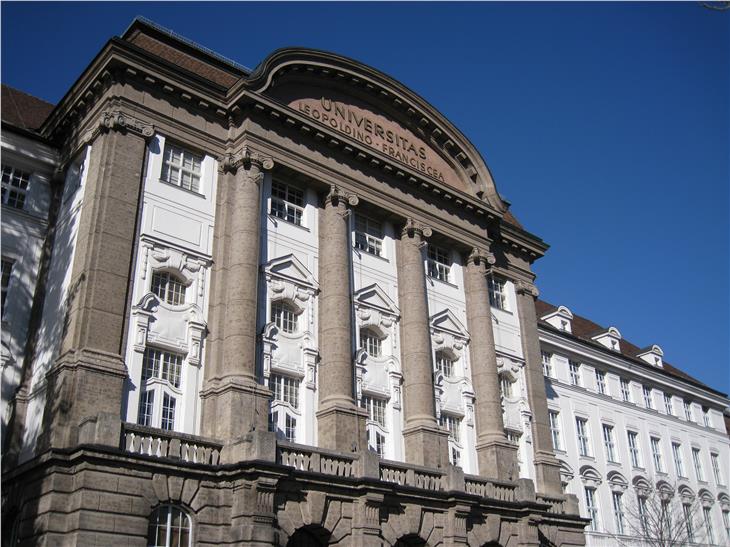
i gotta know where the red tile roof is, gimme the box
[1,85,55,132]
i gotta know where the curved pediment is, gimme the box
[247,48,506,211]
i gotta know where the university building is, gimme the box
[0,18,727,546]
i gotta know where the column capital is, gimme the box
[324,184,359,209]
[220,145,274,174]
[81,109,155,147]
[466,246,496,269]
[516,280,539,298]
[400,217,433,240]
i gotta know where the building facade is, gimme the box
[0,18,726,547]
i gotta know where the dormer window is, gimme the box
[151,271,186,305]
[271,300,299,334]
[427,245,450,282]
[540,305,573,333]
[591,326,622,351]
[637,345,664,368]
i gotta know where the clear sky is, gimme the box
[2,2,728,394]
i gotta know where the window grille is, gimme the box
[143,348,182,388]
[138,391,155,427]
[704,507,716,544]
[285,414,297,442]
[684,503,695,542]
[270,181,304,225]
[161,143,202,193]
[1,165,30,209]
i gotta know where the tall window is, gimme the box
[426,245,451,282]
[161,143,202,193]
[595,370,607,395]
[270,181,304,226]
[500,375,513,399]
[576,417,590,457]
[271,301,298,334]
[603,424,617,463]
[138,348,183,431]
[360,328,382,358]
[354,214,383,257]
[704,507,716,544]
[488,275,508,310]
[439,414,461,443]
[270,374,300,409]
[684,400,693,421]
[672,442,685,477]
[569,361,582,386]
[692,447,705,481]
[612,491,625,535]
[702,407,712,428]
[620,379,632,403]
[722,509,729,541]
[663,393,674,415]
[1,258,13,316]
[650,437,664,473]
[151,271,186,305]
[373,431,386,458]
[1,164,31,209]
[684,503,695,542]
[435,351,454,378]
[147,505,191,547]
[361,396,387,427]
[541,351,554,378]
[285,414,297,442]
[628,431,641,468]
[642,386,653,409]
[637,495,649,533]
[711,453,723,485]
[585,487,599,531]
[549,411,563,451]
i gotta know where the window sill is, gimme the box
[158,178,205,198]
[427,275,458,289]
[490,305,513,315]
[607,460,622,467]
[353,247,389,263]
[579,455,596,462]
[268,214,310,232]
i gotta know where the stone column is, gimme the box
[40,110,154,451]
[463,248,518,480]
[396,219,449,468]
[515,280,563,496]
[316,186,367,452]
[200,147,274,459]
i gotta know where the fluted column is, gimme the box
[396,219,449,468]
[463,248,518,480]
[516,280,563,496]
[201,148,273,455]
[316,186,367,452]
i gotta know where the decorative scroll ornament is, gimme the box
[516,280,539,298]
[220,145,274,174]
[325,184,359,208]
[99,110,154,138]
[401,217,432,240]
[467,246,496,268]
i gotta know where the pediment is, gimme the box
[430,309,469,339]
[264,254,318,289]
[354,283,399,316]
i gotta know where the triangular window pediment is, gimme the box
[354,283,399,316]
[430,309,469,339]
[264,254,318,289]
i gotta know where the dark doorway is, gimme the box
[394,535,427,547]
[286,526,330,547]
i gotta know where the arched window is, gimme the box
[147,505,191,547]
[151,271,186,305]
[271,300,298,334]
[435,350,455,378]
[360,328,382,357]
[138,348,184,431]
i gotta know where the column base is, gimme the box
[533,450,564,497]
[316,402,367,452]
[403,424,450,469]
[200,377,272,443]
[476,439,519,481]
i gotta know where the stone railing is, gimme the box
[464,475,517,502]
[277,441,357,478]
[121,423,222,465]
[379,459,445,491]
[537,495,566,514]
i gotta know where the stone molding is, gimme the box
[79,109,155,148]
[516,280,540,298]
[401,217,433,240]
[219,145,274,175]
[466,246,496,269]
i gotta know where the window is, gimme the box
[549,411,563,451]
[374,431,386,457]
[439,414,461,443]
[426,245,450,282]
[642,386,653,409]
[569,361,582,386]
[703,407,712,428]
[575,417,590,457]
[722,509,729,540]
[650,437,664,473]
[161,143,202,193]
[360,328,382,358]
[488,275,508,310]
[285,414,297,442]
[704,507,716,544]
[500,375,513,399]
[435,351,454,378]
[451,446,461,467]
[612,491,625,535]
[541,351,554,378]
[147,505,191,547]
[138,348,183,431]
[672,442,686,477]
[143,348,182,388]
[664,393,674,416]
[711,453,723,485]
[620,379,632,403]
[361,396,386,427]
[161,393,176,431]
[684,503,695,542]
[596,370,607,395]
[1,258,13,316]
[585,487,599,531]
[637,495,649,533]
[628,431,642,468]
[151,271,186,305]
[138,391,155,427]
[603,424,617,463]
[1,165,30,209]
[270,181,304,226]
[354,214,383,257]
[684,400,693,421]
[270,374,300,409]
[692,447,705,481]
[271,300,298,334]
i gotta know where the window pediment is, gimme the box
[264,254,318,290]
[430,309,469,342]
[354,283,399,318]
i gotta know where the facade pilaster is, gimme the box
[515,280,563,496]
[200,147,274,460]
[39,111,153,451]
[396,219,449,468]
[463,247,518,480]
[316,185,368,452]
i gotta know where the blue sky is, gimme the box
[2,2,728,394]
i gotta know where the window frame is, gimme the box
[595,370,607,395]
[692,447,705,481]
[138,347,184,431]
[147,505,192,547]
[541,351,554,378]
[439,413,461,444]
[1,164,31,210]
[628,430,642,468]
[360,328,383,358]
[270,181,305,227]
[620,378,632,403]
[549,410,563,451]
[672,442,686,477]
[711,452,723,485]
[569,360,582,386]
[663,393,674,415]
[650,436,664,473]
[575,417,591,457]
[151,271,187,306]
[642,385,654,409]
[353,213,384,257]
[435,350,455,378]
[271,300,299,334]
[487,274,508,311]
[426,245,451,283]
[160,142,203,194]
[603,423,617,463]
[585,486,599,531]
[1,257,14,317]
[612,491,625,535]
